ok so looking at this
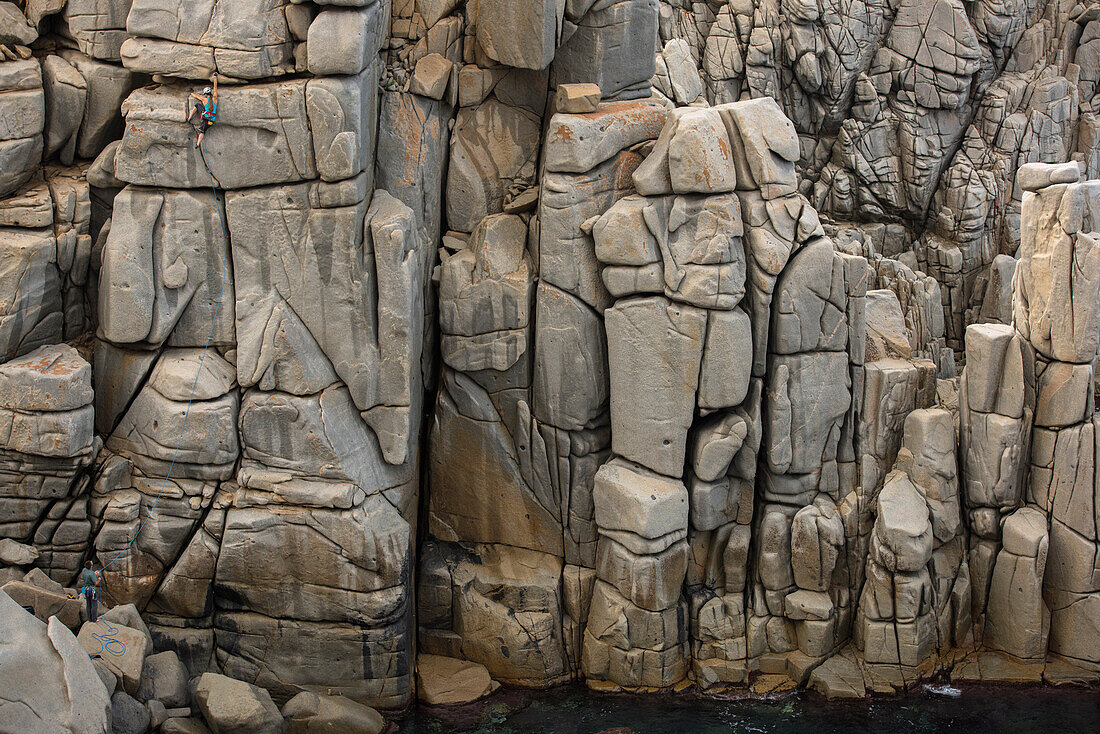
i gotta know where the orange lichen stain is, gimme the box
[551,124,574,143]
[718,137,731,160]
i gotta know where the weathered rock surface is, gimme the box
[0,590,111,733]
[1,0,1099,714]
[282,691,385,734]
[416,654,500,705]
[194,672,284,734]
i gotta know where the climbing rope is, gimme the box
[86,618,126,658]
[97,132,230,576]
[73,91,228,665]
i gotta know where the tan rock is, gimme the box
[555,83,600,113]
[0,579,82,628]
[410,53,453,101]
[951,651,1044,683]
[808,650,867,699]
[282,691,385,734]
[417,654,499,705]
[77,620,150,695]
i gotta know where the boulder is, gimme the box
[605,296,706,475]
[282,691,385,734]
[1,578,82,628]
[416,654,499,705]
[409,53,453,101]
[0,537,38,565]
[0,590,111,733]
[555,83,600,113]
[0,3,36,45]
[77,620,150,695]
[162,719,213,734]
[593,458,688,540]
[111,690,151,734]
[138,650,190,707]
[193,673,285,734]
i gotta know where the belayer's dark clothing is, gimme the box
[84,587,98,623]
[80,568,98,622]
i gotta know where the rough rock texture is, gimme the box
[0,0,1099,717]
[0,590,111,733]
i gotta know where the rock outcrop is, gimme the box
[0,0,1099,720]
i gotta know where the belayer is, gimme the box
[80,560,101,622]
[187,73,219,149]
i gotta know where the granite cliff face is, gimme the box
[0,0,1099,720]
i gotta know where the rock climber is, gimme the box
[80,560,100,623]
[187,73,219,149]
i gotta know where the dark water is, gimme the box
[397,683,1100,733]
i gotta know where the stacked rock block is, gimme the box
[854,408,971,685]
[1,0,1100,713]
[75,0,429,709]
[956,160,1100,675]
[959,321,1033,635]
[1,0,134,588]
[0,344,97,583]
[415,0,665,690]
[1012,162,1100,668]
[651,0,1100,356]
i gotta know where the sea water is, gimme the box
[398,683,1100,733]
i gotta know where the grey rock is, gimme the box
[0,59,44,199]
[229,186,423,465]
[76,619,150,695]
[59,0,133,60]
[0,343,92,412]
[1,578,82,627]
[660,39,703,105]
[238,387,408,506]
[111,690,150,734]
[40,55,86,165]
[593,458,688,540]
[446,99,541,233]
[985,507,1049,661]
[58,50,136,159]
[698,308,751,410]
[475,0,564,70]
[0,592,110,733]
[532,282,607,430]
[147,699,168,729]
[98,186,234,349]
[374,91,449,246]
[543,99,668,174]
[215,496,410,627]
[307,2,388,76]
[552,0,658,99]
[194,672,284,734]
[0,3,36,46]
[596,535,688,611]
[668,108,735,193]
[162,719,212,734]
[605,296,705,476]
[409,53,453,101]
[872,472,933,573]
[123,0,293,79]
[0,537,38,564]
[115,71,378,189]
[282,691,385,734]
[138,650,190,707]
